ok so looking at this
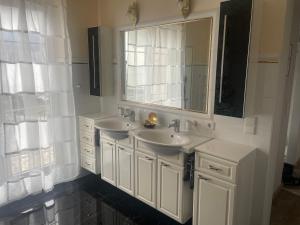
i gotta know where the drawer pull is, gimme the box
[161,162,169,167]
[84,148,91,153]
[85,124,90,128]
[209,165,223,172]
[107,143,114,146]
[145,156,153,161]
[83,137,89,140]
[85,162,91,166]
[119,147,125,151]
[199,175,211,181]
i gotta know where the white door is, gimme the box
[100,139,116,185]
[157,159,183,221]
[116,145,134,195]
[135,151,156,208]
[193,171,236,225]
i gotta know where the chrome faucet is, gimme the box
[123,108,135,122]
[168,119,180,133]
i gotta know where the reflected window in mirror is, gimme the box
[122,18,212,113]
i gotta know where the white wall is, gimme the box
[272,0,300,194]
[67,0,115,116]
[285,43,300,165]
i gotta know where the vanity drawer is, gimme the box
[195,152,237,183]
[80,130,95,146]
[81,154,96,173]
[158,152,185,166]
[79,117,94,132]
[80,143,95,158]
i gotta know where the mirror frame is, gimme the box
[117,10,220,119]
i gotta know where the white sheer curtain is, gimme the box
[0,0,79,206]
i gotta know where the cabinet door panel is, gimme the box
[193,172,235,225]
[214,0,252,117]
[157,160,183,221]
[135,152,156,208]
[101,140,116,185]
[116,145,134,195]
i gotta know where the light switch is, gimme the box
[243,117,257,134]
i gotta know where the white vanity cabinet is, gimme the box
[193,139,256,225]
[193,172,236,225]
[116,144,134,195]
[99,132,135,196]
[157,159,182,221]
[100,138,116,185]
[134,138,193,223]
[79,113,109,174]
[134,151,157,208]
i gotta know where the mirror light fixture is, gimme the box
[127,2,139,26]
[178,0,191,18]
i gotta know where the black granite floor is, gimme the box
[0,175,192,225]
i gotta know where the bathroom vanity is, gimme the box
[76,114,257,225]
[94,118,210,224]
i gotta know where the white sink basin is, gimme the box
[134,129,191,155]
[95,117,137,139]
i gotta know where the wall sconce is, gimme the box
[127,2,139,26]
[177,0,191,18]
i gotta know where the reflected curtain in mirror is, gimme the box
[122,18,212,113]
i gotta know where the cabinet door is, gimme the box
[157,159,183,221]
[135,151,156,208]
[193,172,236,225]
[116,145,134,195]
[100,139,116,185]
[88,27,101,96]
[214,0,252,117]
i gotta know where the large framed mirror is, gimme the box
[120,15,216,115]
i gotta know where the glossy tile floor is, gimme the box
[270,188,300,225]
[0,175,192,225]
[270,164,300,225]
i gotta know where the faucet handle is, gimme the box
[172,119,180,125]
[168,119,180,132]
[118,106,124,116]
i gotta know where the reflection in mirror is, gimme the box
[122,18,212,113]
